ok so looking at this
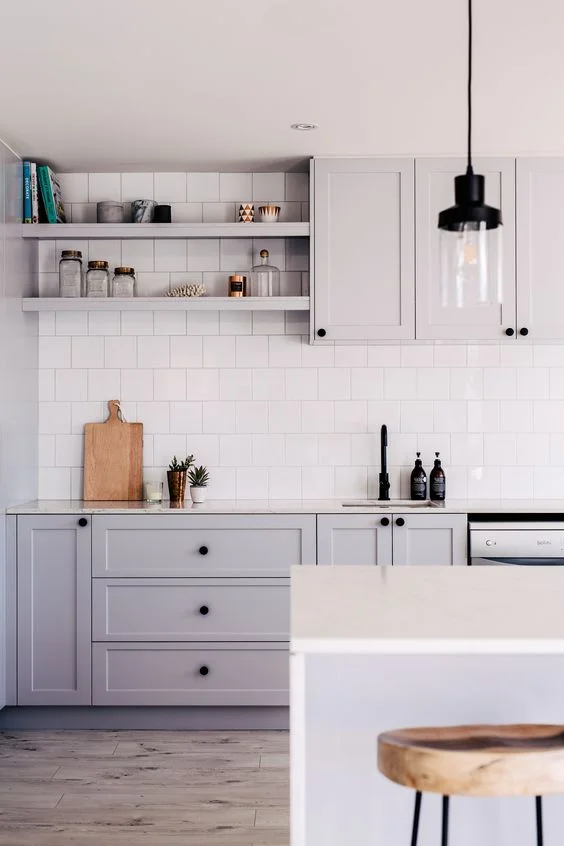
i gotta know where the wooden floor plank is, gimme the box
[0,729,289,844]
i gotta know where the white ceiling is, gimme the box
[1,0,564,171]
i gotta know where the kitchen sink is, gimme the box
[341,499,440,508]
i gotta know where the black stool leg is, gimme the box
[441,796,450,846]
[535,796,544,846]
[410,791,422,846]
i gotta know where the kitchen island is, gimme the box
[291,566,564,846]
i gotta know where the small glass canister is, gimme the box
[250,249,280,296]
[86,260,110,298]
[59,250,83,297]
[112,266,136,297]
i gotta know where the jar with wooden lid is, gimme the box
[59,250,83,297]
[86,260,110,298]
[112,266,136,297]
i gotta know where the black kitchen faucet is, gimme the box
[378,424,390,501]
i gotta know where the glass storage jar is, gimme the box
[59,250,83,297]
[112,266,136,297]
[85,260,110,297]
[250,249,280,297]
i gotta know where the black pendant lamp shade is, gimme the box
[438,0,502,308]
[438,169,501,231]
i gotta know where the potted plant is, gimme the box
[188,465,210,504]
[167,455,194,504]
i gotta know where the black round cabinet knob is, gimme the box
[199,605,209,616]
[519,327,529,336]
[199,666,209,676]
[395,517,405,527]
[199,546,208,556]
[317,328,327,337]
[505,327,515,336]
[78,517,88,527]
[380,517,390,527]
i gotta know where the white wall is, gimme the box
[35,170,564,502]
[0,140,38,706]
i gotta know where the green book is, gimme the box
[37,165,66,224]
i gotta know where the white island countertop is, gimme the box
[291,566,564,654]
[9,497,564,514]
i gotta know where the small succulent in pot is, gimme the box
[188,465,210,504]
[167,455,194,504]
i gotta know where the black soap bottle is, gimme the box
[410,452,427,500]
[430,452,446,501]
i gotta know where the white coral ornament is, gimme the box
[166,283,207,298]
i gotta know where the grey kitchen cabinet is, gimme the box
[17,515,92,705]
[92,642,289,706]
[92,578,289,642]
[391,512,467,566]
[317,513,467,566]
[415,157,516,341]
[92,514,316,577]
[516,158,564,340]
[317,515,394,566]
[312,157,415,342]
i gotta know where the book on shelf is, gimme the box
[23,161,32,223]
[30,162,39,223]
[37,165,66,224]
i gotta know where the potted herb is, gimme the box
[188,465,210,504]
[167,455,194,504]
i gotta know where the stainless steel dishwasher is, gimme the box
[470,520,564,565]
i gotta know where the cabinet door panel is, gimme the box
[17,515,92,705]
[317,515,392,566]
[313,158,415,341]
[92,643,288,706]
[392,513,467,566]
[92,514,316,577]
[93,579,289,641]
[416,157,516,340]
[516,158,564,339]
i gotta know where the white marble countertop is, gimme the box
[8,497,564,515]
[291,566,564,654]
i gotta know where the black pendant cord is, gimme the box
[467,0,473,174]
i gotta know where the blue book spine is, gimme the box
[23,161,31,223]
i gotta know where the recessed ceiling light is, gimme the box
[291,123,318,131]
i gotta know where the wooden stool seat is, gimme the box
[378,724,564,797]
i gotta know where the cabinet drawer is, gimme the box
[92,642,289,706]
[92,579,289,641]
[92,515,316,577]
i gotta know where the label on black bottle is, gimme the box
[430,477,446,500]
[411,479,427,500]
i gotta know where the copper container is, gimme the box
[167,469,187,503]
[229,274,246,297]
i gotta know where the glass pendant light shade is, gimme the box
[439,170,502,308]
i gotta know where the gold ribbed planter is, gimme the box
[167,470,187,504]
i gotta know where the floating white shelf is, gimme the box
[22,296,310,312]
[21,222,310,240]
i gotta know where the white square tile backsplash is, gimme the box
[34,170,564,500]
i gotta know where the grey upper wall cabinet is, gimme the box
[17,515,92,705]
[415,157,517,341]
[516,158,564,340]
[312,158,415,342]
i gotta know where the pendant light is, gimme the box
[438,0,502,308]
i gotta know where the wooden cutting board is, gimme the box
[83,400,143,501]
